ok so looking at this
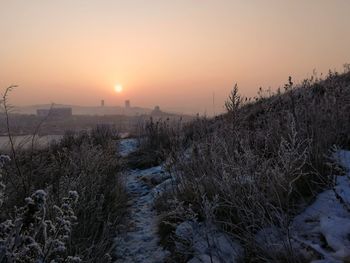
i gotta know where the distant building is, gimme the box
[101,100,105,107]
[37,108,72,118]
[151,105,162,116]
[125,100,130,108]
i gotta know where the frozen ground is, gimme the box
[115,138,350,262]
[118,138,138,157]
[115,139,243,263]
[175,221,243,263]
[114,139,170,263]
[290,150,350,262]
[256,150,350,262]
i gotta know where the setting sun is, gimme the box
[114,84,123,93]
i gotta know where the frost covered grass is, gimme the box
[0,155,10,208]
[128,117,183,169]
[0,122,127,262]
[155,69,350,262]
[0,189,80,262]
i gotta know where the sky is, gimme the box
[1,0,350,115]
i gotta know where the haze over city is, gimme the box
[1,0,350,114]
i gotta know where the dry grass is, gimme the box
[0,124,127,262]
[156,69,350,262]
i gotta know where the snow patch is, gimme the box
[118,138,138,157]
[334,150,350,172]
[291,150,350,262]
[114,139,170,262]
[176,221,243,263]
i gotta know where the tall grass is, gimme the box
[0,112,126,262]
[128,117,184,169]
[156,69,350,262]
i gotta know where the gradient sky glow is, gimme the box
[1,0,350,114]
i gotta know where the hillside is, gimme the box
[140,70,350,262]
[1,70,350,263]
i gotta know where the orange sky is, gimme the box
[1,0,350,114]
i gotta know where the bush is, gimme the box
[0,190,80,263]
[0,124,126,262]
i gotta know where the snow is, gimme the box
[115,138,350,263]
[290,150,350,262]
[253,150,350,262]
[319,216,350,259]
[334,150,350,173]
[115,138,242,263]
[118,138,138,157]
[175,221,243,263]
[114,139,170,263]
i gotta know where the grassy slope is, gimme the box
[156,70,350,262]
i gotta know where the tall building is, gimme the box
[125,100,130,108]
[101,99,105,107]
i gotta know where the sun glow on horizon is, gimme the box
[114,84,123,93]
[1,1,350,113]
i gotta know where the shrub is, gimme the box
[0,190,80,263]
[0,123,126,262]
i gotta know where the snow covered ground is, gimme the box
[175,221,243,263]
[290,150,350,263]
[257,150,350,262]
[118,138,139,157]
[114,139,170,263]
[115,138,350,263]
[115,139,243,263]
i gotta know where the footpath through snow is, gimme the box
[114,138,350,263]
[114,139,170,263]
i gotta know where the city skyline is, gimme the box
[1,0,350,114]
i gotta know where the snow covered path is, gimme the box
[114,139,170,263]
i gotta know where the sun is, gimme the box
[114,84,123,93]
